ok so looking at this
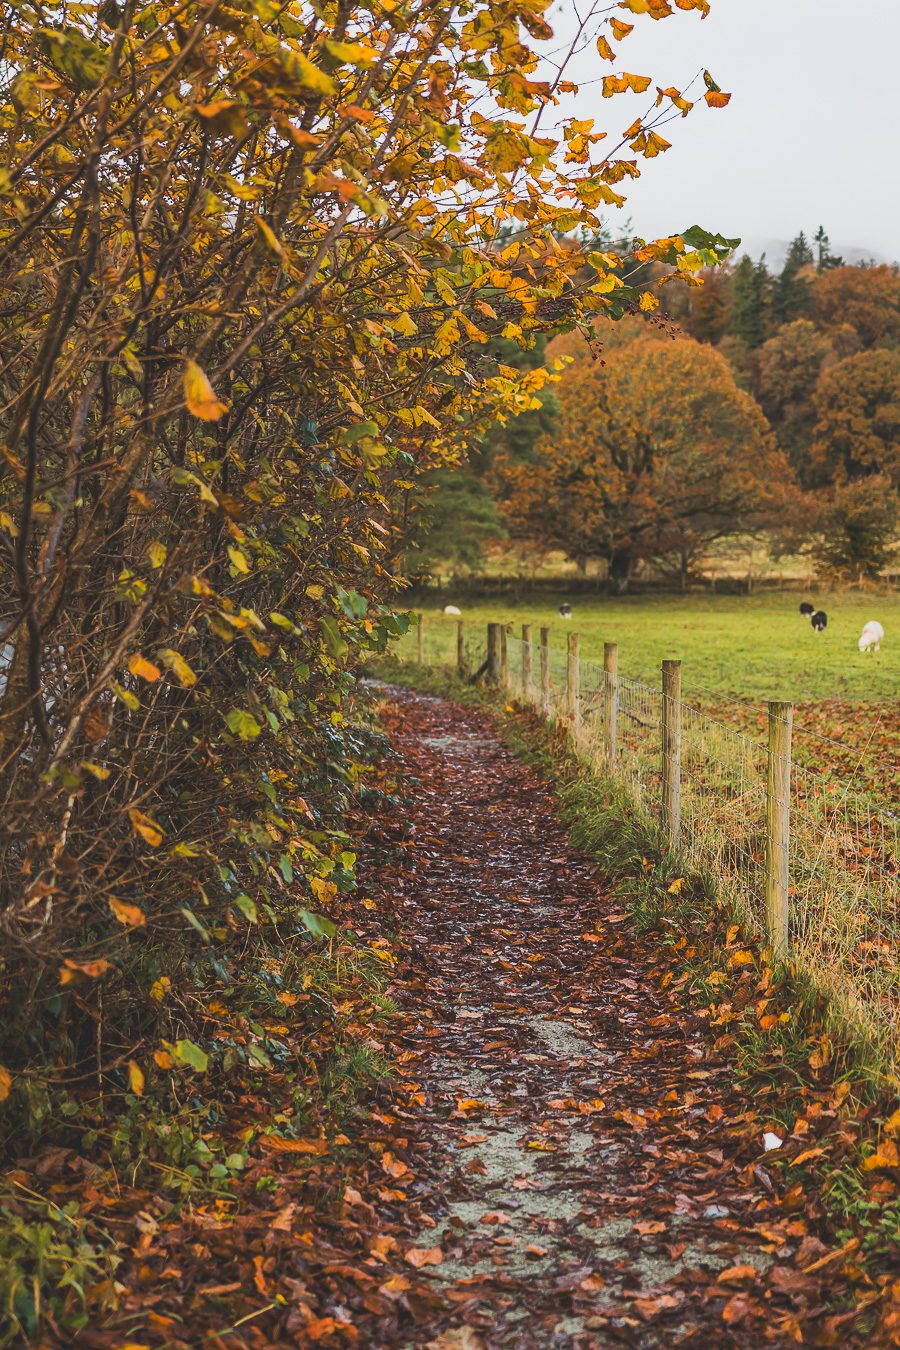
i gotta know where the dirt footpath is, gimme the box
[369,686,866,1349]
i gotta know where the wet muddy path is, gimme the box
[370,686,861,1349]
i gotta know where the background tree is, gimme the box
[727,254,773,347]
[774,231,814,325]
[495,335,791,591]
[809,348,900,486]
[754,319,833,478]
[812,476,899,580]
[810,265,900,350]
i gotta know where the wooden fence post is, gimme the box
[456,619,465,676]
[661,659,682,849]
[487,623,501,684]
[521,623,532,699]
[499,623,508,689]
[604,641,618,767]
[540,627,550,716]
[417,611,424,664]
[567,632,580,730]
[766,701,793,960]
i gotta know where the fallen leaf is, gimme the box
[405,1245,443,1268]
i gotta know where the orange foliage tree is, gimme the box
[495,335,792,590]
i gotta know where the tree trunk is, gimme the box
[607,548,632,595]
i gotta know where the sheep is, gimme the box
[858,620,884,653]
[557,603,573,619]
[811,610,827,632]
[442,604,462,616]
[799,602,814,616]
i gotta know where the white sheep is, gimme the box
[858,620,884,653]
[443,604,462,616]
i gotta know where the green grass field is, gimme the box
[405,592,900,706]
[394,592,900,797]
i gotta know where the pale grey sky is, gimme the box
[548,0,900,263]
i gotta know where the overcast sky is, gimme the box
[547,0,900,264]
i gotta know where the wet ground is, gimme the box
[370,686,864,1349]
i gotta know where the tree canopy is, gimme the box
[495,335,790,590]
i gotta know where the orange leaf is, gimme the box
[259,1135,328,1154]
[861,1139,899,1171]
[183,360,228,421]
[128,808,164,847]
[110,897,146,927]
[705,90,731,108]
[60,957,111,984]
[128,1060,145,1096]
[717,1265,757,1284]
[0,1065,11,1101]
[128,654,161,682]
[610,18,634,38]
[404,1246,443,1268]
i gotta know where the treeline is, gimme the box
[415,232,900,588]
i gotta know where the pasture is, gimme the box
[399,592,900,800]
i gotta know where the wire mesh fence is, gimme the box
[395,614,899,1072]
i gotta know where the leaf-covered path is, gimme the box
[363,686,864,1349]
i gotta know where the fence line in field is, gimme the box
[403,614,899,1073]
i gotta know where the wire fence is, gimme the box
[399,615,899,1073]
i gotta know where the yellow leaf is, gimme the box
[254,217,285,259]
[667,877,683,894]
[227,545,251,574]
[157,648,197,687]
[128,1060,145,1097]
[0,1065,11,1101]
[884,1108,900,1138]
[148,541,167,569]
[110,896,146,927]
[596,35,615,60]
[129,808,165,847]
[610,18,634,37]
[183,360,229,421]
[150,976,171,1003]
[128,653,161,682]
[639,290,659,311]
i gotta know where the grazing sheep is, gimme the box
[811,610,828,632]
[443,604,462,617]
[799,602,814,616]
[858,620,884,653]
[557,603,573,619]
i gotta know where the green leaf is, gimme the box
[341,420,379,446]
[248,1043,273,1068]
[181,906,211,943]
[278,854,294,884]
[298,909,337,940]
[225,709,262,740]
[174,1039,209,1072]
[234,893,258,924]
[319,616,349,660]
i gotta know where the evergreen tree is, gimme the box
[814,224,844,271]
[775,231,814,324]
[727,254,772,347]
